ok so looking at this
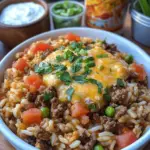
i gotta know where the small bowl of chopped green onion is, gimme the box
[130,0,150,47]
[50,1,85,29]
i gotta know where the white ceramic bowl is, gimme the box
[0,28,150,150]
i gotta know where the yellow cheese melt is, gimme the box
[43,46,128,105]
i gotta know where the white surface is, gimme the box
[0,28,150,150]
[0,2,45,26]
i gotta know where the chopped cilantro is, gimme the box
[70,42,82,50]
[66,87,74,101]
[71,58,82,73]
[79,49,88,56]
[84,57,95,68]
[56,55,64,62]
[103,88,111,102]
[86,61,95,68]
[73,75,87,84]
[97,54,108,58]
[83,66,92,76]
[117,78,125,87]
[44,92,54,101]
[60,71,72,85]
[34,62,52,75]
[53,64,67,71]
[84,57,94,63]
[88,103,97,112]
[88,78,103,93]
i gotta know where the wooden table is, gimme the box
[0,10,150,150]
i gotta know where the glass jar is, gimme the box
[85,0,128,32]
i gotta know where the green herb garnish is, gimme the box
[34,62,52,75]
[53,64,67,71]
[97,54,108,58]
[44,92,54,101]
[88,78,103,93]
[88,103,97,112]
[83,66,92,76]
[56,55,64,62]
[66,87,74,101]
[84,57,95,68]
[73,75,87,84]
[117,78,125,87]
[60,71,72,85]
[103,88,111,102]
[71,58,82,73]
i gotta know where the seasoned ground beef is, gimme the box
[111,86,129,106]
[35,87,57,107]
[24,136,36,146]
[26,92,38,102]
[80,132,96,150]
[37,129,51,141]
[100,116,117,131]
[36,139,52,150]
[51,97,67,120]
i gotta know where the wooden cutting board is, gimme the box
[0,6,150,150]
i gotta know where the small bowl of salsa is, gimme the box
[51,1,85,29]
[0,0,50,49]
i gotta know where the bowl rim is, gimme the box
[0,27,150,150]
[0,0,49,28]
[50,1,85,19]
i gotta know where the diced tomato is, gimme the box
[31,43,54,54]
[22,108,42,125]
[24,74,43,92]
[65,33,80,42]
[116,131,137,149]
[71,103,89,118]
[13,58,28,71]
[130,63,146,81]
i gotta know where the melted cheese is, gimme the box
[43,46,128,105]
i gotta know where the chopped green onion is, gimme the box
[103,88,111,102]
[105,106,115,117]
[41,107,50,118]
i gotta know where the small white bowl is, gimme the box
[0,28,150,150]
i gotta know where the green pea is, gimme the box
[94,144,104,150]
[41,107,50,118]
[124,55,133,64]
[105,106,115,117]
